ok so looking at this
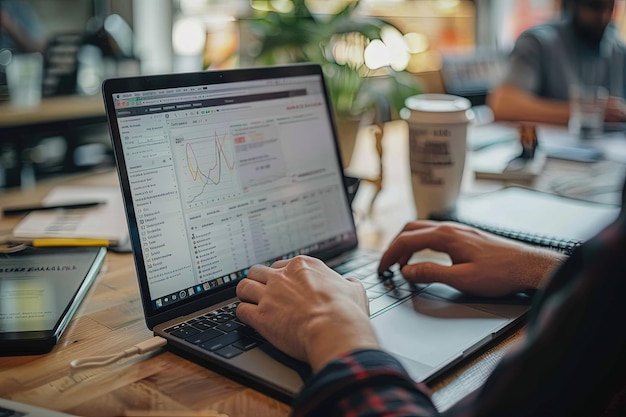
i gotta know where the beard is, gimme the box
[572,17,608,46]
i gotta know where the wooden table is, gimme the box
[0,120,609,416]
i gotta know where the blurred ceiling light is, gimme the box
[404,32,429,54]
[103,14,124,32]
[172,17,206,55]
[380,25,404,49]
[390,50,410,71]
[364,39,389,70]
[104,14,134,57]
[381,26,409,71]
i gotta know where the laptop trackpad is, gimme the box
[372,292,509,378]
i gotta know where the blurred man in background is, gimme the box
[488,0,626,124]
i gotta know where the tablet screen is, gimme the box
[0,246,106,355]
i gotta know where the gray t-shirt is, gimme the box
[502,19,626,100]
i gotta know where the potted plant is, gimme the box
[240,0,422,167]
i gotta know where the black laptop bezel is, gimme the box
[102,63,359,329]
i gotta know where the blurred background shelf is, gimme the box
[0,95,110,188]
[0,95,104,126]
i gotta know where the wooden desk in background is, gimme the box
[0,96,105,127]
[0,96,106,188]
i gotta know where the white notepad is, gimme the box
[433,187,621,253]
[12,186,130,250]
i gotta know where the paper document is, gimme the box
[12,186,130,250]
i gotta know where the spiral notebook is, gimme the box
[431,187,621,254]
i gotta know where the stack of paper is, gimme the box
[12,186,131,252]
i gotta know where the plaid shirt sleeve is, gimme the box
[292,181,626,417]
[291,349,439,417]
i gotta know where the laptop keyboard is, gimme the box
[165,251,423,360]
[164,301,264,359]
[331,251,426,316]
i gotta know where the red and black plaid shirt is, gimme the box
[291,180,626,417]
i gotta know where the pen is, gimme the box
[2,201,105,216]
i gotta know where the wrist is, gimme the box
[303,309,380,373]
[524,247,567,290]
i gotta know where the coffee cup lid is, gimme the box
[402,94,472,124]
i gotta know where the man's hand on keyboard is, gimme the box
[378,221,567,297]
[236,255,381,373]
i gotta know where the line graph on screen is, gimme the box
[173,127,241,207]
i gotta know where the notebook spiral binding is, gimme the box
[430,214,583,256]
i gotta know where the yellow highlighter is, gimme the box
[30,239,112,248]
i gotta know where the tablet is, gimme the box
[0,246,106,355]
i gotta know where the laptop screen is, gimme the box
[105,65,358,314]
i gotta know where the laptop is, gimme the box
[102,63,529,402]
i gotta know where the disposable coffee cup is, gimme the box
[402,94,473,219]
[5,52,43,109]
